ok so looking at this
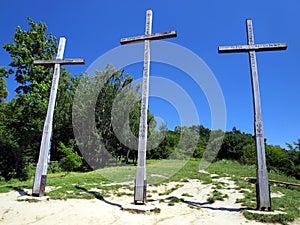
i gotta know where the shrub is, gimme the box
[58,142,82,172]
[48,161,62,173]
[240,144,256,165]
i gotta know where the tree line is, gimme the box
[0,19,299,181]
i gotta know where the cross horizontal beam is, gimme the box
[218,43,287,54]
[33,59,85,66]
[120,30,177,45]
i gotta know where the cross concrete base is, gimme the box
[255,178,272,211]
[121,204,155,213]
[32,174,47,197]
[134,179,147,204]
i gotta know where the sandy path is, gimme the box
[0,176,292,225]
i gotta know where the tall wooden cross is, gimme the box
[120,9,177,204]
[218,19,287,210]
[32,37,85,197]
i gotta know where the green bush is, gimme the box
[58,142,82,172]
[266,145,292,175]
[24,163,35,180]
[240,144,256,165]
[48,161,62,173]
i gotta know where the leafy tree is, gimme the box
[218,127,254,160]
[286,140,300,178]
[52,73,81,161]
[0,101,19,180]
[241,141,300,178]
[190,125,210,146]
[73,65,155,168]
[203,129,224,163]
[0,79,8,102]
[0,67,8,102]
[0,99,36,180]
[148,129,179,159]
[240,144,256,165]
[191,125,211,158]
[58,142,82,172]
[1,18,57,94]
[169,126,198,159]
[266,145,292,175]
[0,18,79,179]
[94,67,137,166]
[0,18,57,163]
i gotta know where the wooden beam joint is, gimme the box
[120,30,177,45]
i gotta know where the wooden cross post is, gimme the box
[120,10,177,204]
[32,37,85,197]
[218,19,287,211]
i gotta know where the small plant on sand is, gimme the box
[166,196,185,206]
[207,190,228,203]
[116,192,133,197]
[152,207,161,214]
[158,184,183,196]
[181,193,194,197]
[17,198,40,203]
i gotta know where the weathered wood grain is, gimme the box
[120,9,177,204]
[32,37,85,197]
[218,19,287,211]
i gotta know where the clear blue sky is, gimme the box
[1,0,299,148]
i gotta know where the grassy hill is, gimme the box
[0,159,299,224]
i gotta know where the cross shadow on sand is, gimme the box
[13,187,30,196]
[75,185,122,208]
[156,196,247,213]
[183,200,249,212]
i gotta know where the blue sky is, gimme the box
[0,0,299,148]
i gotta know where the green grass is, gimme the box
[94,159,212,185]
[207,160,300,224]
[240,185,300,225]
[46,171,110,186]
[207,190,229,203]
[17,198,41,203]
[152,207,161,214]
[0,178,33,193]
[212,181,228,189]
[165,196,185,206]
[166,160,212,184]
[207,160,257,177]
[158,184,183,196]
[181,193,194,197]
[46,186,95,200]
